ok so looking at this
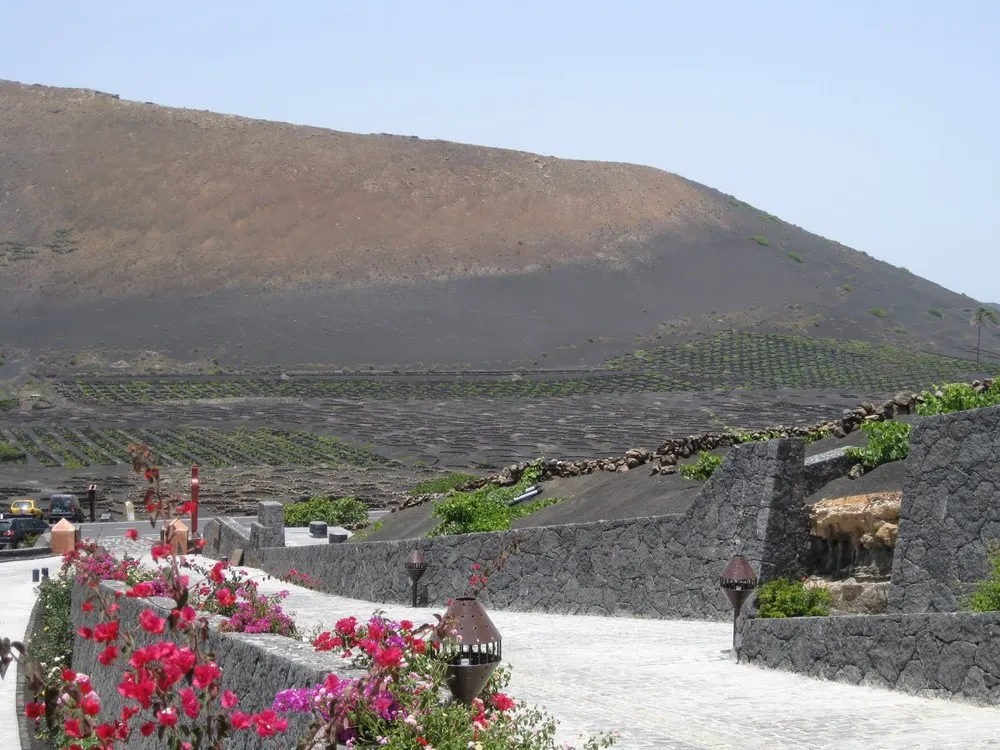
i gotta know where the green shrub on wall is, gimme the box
[756,578,831,618]
[284,496,368,527]
[917,381,1000,416]
[962,545,1000,612]
[679,451,723,481]
[844,420,912,469]
[428,465,561,536]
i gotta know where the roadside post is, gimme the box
[190,465,200,535]
[88,484,97,523]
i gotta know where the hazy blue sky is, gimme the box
[2,1,997,300]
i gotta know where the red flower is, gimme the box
[126,582,154,598]
[399,619,413,630]
[81,602,93,612]
[491,692,516,711]
[251,710,288,738]
[121,706,139,722]
[193,661,222,690]
[209,561,227,583]
[231,711,253,730]
[194,537,207,549]
[25,702,45,719]
[221,690,239,709]
[157,707,178,727]
[180,687,200,719]
[375,645,404,669]
[77,627,93,640]
[151,543,172,561]
[417,738,429,746]
[61,668,77,682]
[125,528,139,540]
[95,723,115,741]
[140,722,156,736]
[139,609,166,634]
[80,691,102,716]
[64,719,84,739]
[216,588,236,608]
[179,501,196,515]
[98,645,119,666]
[94,620,119,643]
[472,563,481,570]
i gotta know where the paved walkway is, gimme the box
[0,554,62,750]
[172,555,1000,749]
[6,546,1000,749]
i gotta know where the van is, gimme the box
[47,494,84,524]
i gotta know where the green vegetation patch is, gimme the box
[870,307,888,318]
[756,578,831,618]
[411,472,480,495]
[679,451,723,481]
[844,420,912,470]
[428,465,562,536]
[0,439,27,463]
[750,235,770,247]
[963,544,1000,612]
[786,251,803,263]
[284,496,368,528]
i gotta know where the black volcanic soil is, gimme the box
[0,79,993,370]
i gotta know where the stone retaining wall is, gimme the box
[251,439,808,620]
[71,581,355,750]
[740,611,1000,706]
[889,403,1000,613]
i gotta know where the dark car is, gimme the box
[0,517,49,549]
[46,494,85,524]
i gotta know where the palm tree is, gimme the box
[970,306,1000,364]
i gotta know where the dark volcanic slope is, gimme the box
[0,80,989,368]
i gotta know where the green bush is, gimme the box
[786,252,803,263]
[0,439,26,462]
[750,235,770,247]
[411,472,479,495]
[844,420,911,469]
[962,545,1000,612]
[284,496,368,527]
[870,307,888,318]
[916,381,1000,416]
[26,574,74,742]
[428,465,561,536]
[928,308,943,318]
[679,451,723,481]
[756,578,831,618]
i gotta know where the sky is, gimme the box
[2,1,997,300]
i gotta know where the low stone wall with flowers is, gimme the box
[70,580,357,750]
[739,610,1000,706]
[250,438,811,621]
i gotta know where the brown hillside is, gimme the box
[0,79,992,369]
[0,79,722,299]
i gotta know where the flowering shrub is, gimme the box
[274,567,322,591]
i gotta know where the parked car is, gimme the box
[46,494,85,524]
[9,497,43,518]
[0,517,49,549]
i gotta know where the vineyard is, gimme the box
[53,333,992,405]
[0,426,391,469]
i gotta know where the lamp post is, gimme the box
[190,466,200,536]
[404,549,428,608]
[719,555,758,655]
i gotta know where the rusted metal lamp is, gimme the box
[719,554,758,653]
[441,597,502,704]
[404,549,428,607]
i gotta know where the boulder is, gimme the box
[810,491,901,550]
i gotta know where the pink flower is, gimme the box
[80,691,101,716]
[251,710,288,738]
[221,690,239,709]
[193,662,222,690]
[98,645,118,666]
[231,711,253,730]
[180,687,200,719]
[216,588,236,608]
[157,707,178,727]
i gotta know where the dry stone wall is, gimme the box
[250,439,809,621]
[740,611,1000,706]
[889,402,1000,613]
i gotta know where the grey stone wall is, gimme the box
[71,581,356,750]
[202,501,285,562]
[251,439,808,621]
[803,447,855,496]
[889,404,1000,613]
[740,611,1000,706]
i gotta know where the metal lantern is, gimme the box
[441,597,502,704]
[404,549,429,607]
[719,555,758,653]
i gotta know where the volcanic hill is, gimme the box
[0,79,989,370]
